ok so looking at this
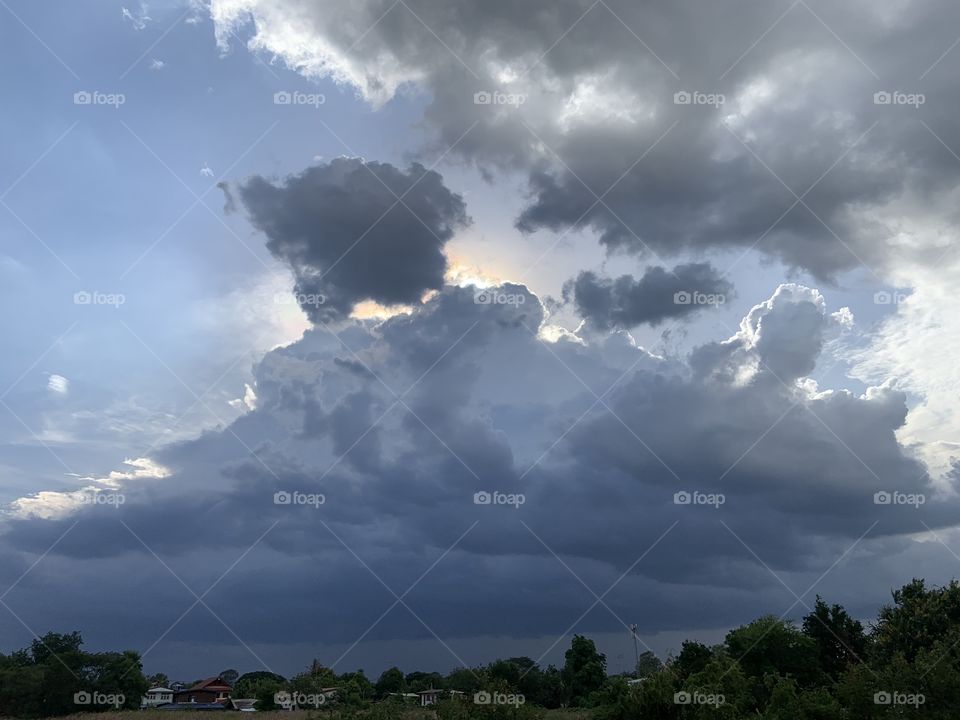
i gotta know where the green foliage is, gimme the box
[725,615,821,707]
[233,670,286,699]
[146,672,170,688]
[562,635,607,707]
[634,650,663,679]
[873,578,960,664]
[681,651,750,719]
[0,631,148,718]
[340,669,375,706]
[671,641,713,683]
[446,666,484,694]
[802,595,868,680]
[405,670,445,692]
[375,666,407,697]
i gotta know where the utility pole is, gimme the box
[629,624,640,677]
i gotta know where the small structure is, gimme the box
[417,689,441,707]
[173,677,233,705]
[141,687,175,708]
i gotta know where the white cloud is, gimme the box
[121,4,152,30]
[47,374,69,395]
[9,457,169,519]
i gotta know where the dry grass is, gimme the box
[0,714,312,720]
[1,707,594,720]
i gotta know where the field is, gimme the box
[0,710,595,720]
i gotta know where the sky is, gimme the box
[1,0,960,682]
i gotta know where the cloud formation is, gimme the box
[212,0,960,278]
[3,282,953,673]
[240,158,470,320]
[565,263,733,330]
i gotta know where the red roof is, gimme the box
[185,677,233,692]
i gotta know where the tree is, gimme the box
[375,666,407,697]
[725,616,820,710]
[535,665,566,709]
[726,616,820,684]
[446,666,484,694]
[218,668,239,685]
[234,671,286,702]
[0,631,148,719]
[635,650,663,678]
[562,634,607,706]
[405,670,444,692]
[801,596,867,680]
[682,652,750,719]
[147,672,170,688]
[873,578,960,664]
[339,669,374,706]
[673,641,713,682]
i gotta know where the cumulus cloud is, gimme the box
[239,158,470,320]
[210,0,960,279]
[1,283,952,670]
[47,374,69,395]
[565,263,733,330]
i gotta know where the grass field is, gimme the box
[1,709,595,720]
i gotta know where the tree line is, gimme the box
[4,578,960,718]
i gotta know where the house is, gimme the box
[141,687,175,708]
[172,677,233,705]
[417,689,441,707]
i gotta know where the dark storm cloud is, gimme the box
[564,263,734,330]
[215,0,960,278]
[2,283,956,662]
[239,158,470,320]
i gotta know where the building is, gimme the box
[417,689,441,707]
[172,677,233,705]
[141,688,174,708]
